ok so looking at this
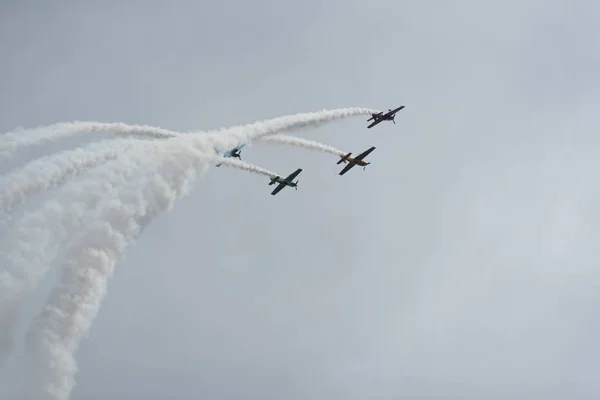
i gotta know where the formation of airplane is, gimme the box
[215,144,244,167]
[337,146,376,176]
[367,105,404,129]
[269,168,302,195]
[215,104,403,195]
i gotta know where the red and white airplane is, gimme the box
[367,106,405,129]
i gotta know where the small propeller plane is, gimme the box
[337,146,376,176]
[269,168,302,195]
[215,144,244,167]
[367,105,405,129]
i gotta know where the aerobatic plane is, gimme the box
[337,146,376,176]
[367,106,405,129]
[215,144,245,167]
[269,168,302,195]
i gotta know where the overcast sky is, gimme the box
[1,0,600,398]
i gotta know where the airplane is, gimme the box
[337,146,376,176]
[215,144,245,167]
[367,105,405,129]
[269,168,302,195]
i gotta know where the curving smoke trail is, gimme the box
[1,141,277,379]
[203,107,376,152]
[0,107,376,158]
[0,122,181,158]
[0,139,169,371]
[3,106,375,399]
[259,134,347,156]
[215,157,279,178]
[0,138,144,223]
[20,136,213,400]
[18,135,283,400]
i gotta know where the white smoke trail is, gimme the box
[259,134,346,156]
[21,136,214,400]
[4,108,367,363]
[203,107,377,151]
[216,157,279,178]
[0,138,158,367]
[0,107,376,158]
[0,121,182,158]
[0,139,168,370]
[17,107,375,399]
[0,138,166,364]
[0,138,144,222]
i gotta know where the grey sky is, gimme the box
[2,0,600,398]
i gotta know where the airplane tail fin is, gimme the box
[337,153,351,164]
[295,180,299,189]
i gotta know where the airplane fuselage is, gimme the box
[222,145,244,158]
[371,113,395,121]
[269,177,297,187]
[339,156,369,166]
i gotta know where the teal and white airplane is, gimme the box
[215,144,245,167]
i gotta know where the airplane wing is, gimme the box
[367,119,383,129]
[284,168,303,182]
[385,106,405,116]
[353,146,376,161]
[271,182,286,195]
[339,162,355,176]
